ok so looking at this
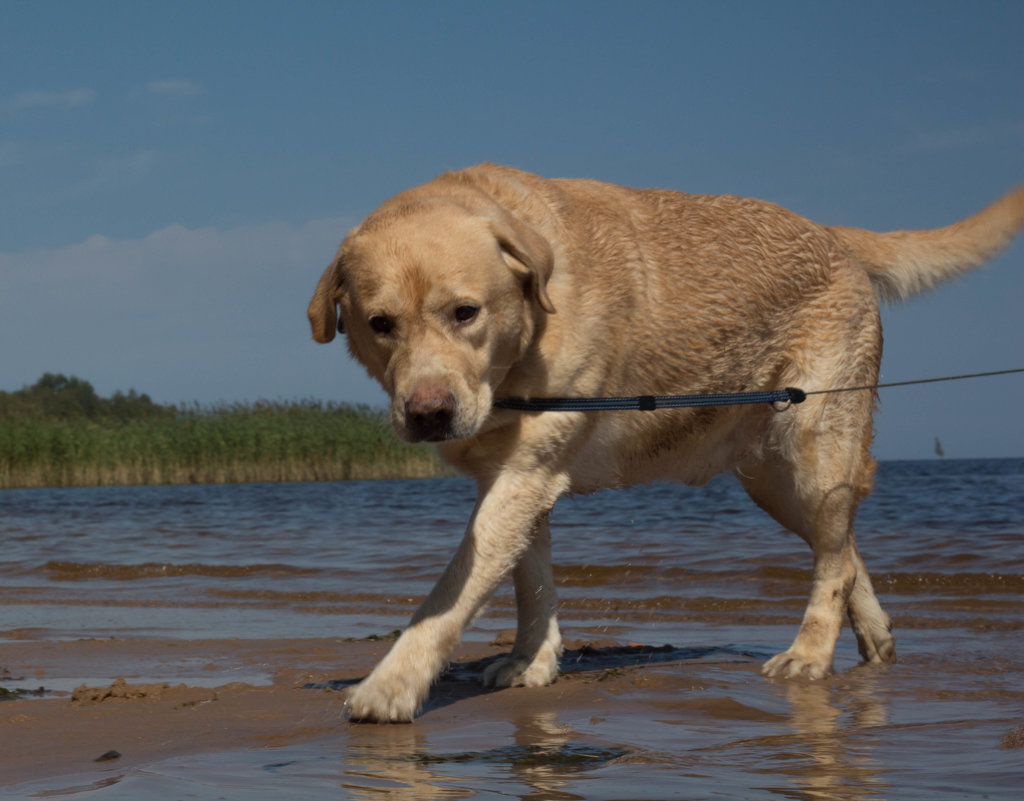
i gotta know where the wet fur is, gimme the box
[309,164,1024,721]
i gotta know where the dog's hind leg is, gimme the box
[735,392,894,678]
[482,511,563,689]
[847,543,895,663]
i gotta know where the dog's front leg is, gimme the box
[482,510,562,689]
[345,470,566,723]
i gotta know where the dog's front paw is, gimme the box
[482,648,560,689]
[344,674,425,723]
[762,649,832,680]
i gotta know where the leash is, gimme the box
[492,368,1024,413]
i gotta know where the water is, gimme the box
[1,459,1022,798]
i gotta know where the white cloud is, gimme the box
[0,216,380,408]
[3,88,95,112]
[93,151,158,188]
[910,120,1024,153]
[41,150,160,205]
[146,79,203,96]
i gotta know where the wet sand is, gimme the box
[2,636,358,788]
[4,626,1024,799]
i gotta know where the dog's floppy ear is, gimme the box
[308,250,346,343]
[490,210,556,314]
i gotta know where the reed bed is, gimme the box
[0,401,448,489]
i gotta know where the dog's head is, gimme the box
[308,188,555,443]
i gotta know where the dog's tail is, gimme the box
[829,184,1024,302]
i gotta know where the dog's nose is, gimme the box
[405,388,457,441]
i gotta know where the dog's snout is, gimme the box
[405,388,457,442]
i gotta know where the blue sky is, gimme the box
[1,1,1021,459]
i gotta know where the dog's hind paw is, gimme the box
[851,617,896,665]
[761,649,832,680]
[481,650,560,689]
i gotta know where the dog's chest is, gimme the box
[566,408,767,492]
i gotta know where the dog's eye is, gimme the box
[454,305,479,324]
[369,315,393,335]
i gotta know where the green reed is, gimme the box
[0,401,448,488]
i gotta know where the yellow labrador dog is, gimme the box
[309,164,1023,722]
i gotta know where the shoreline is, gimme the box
[0,461,451,491]
[2,456,1018,492]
